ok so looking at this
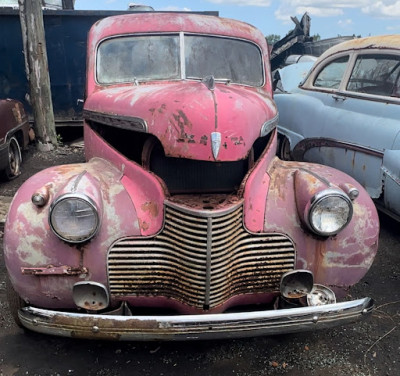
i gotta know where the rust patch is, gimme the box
[231,136,244,145]
[141,201,159,217]
[21,265,88,276]
[158,104,167,114]
[139,218,149,231]
[200,135,208,146]
[12,103,23,123]
[172,110,195,143]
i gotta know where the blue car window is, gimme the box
[347,54,400,97]
[313,56,349,89]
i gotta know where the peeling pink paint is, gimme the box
[4,12,379,325]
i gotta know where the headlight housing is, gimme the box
[49,193,100,243]
[306,188,352,236]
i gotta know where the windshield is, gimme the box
[97,35,181,84]
[97,34,264,86]
[185,35,263,86]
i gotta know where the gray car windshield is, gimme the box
[97,34,263,86]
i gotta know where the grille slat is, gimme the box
[109,246,208,264]
[108,203,296,309]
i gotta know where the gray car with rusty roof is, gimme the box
[275,35,400,220]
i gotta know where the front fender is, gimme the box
[4,158,140,308]
[263,158,379,296]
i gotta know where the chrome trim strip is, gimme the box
[83,110,148,133]
[19,298,373,341]
[165,199,243,218]
[293,138,383,161]
[260,113,278,137]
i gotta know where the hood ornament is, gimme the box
[202,75,215,90]
[211,132,221,160]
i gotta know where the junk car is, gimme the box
[0,98,30,180]
[4,13,379,340]
[275,35,400,221]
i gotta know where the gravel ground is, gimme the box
[0,135,398,376]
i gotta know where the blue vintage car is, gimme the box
[275,35,400,220]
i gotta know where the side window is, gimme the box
[313,56,349,89]
[346,54,400,97]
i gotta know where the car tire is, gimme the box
[277,136,291,160]
[5,273,25,328]
[3,136,22,180]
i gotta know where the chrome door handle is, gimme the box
[332,94,346,101]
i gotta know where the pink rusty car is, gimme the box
[4,13,379,340]
[0,98,30,180]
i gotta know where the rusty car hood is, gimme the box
[84,81,277,161]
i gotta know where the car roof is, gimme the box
[89,12,267,47]
[317,35,400,61]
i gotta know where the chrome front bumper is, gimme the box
[18,297,373,341]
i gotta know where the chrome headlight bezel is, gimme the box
[306,188,353,236]
[49,193,100,243]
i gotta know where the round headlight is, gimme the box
[49,193,100,243]
[307,189,352,236]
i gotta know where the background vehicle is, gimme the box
[275,35,400,221]
[4,13,379,340]
[0,98,30,180]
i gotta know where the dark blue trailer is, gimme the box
[0,9,140,126]
[0,9,218,126]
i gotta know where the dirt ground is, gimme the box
[0,131,399,376]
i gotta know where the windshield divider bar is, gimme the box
[180,32,185,79]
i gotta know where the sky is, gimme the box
[74,0,400,40]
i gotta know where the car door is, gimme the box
[382,144,400,219]
[291,51,400,199]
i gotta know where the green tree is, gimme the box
[266,34,281,45]
[312,33,321,41]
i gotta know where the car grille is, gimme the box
[108,202,296,310]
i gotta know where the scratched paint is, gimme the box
[3,12,380,338]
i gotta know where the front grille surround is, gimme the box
[108,201,296,310]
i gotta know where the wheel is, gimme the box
[3,136,22,180]
[5,273,26,328]
[277,136,291,161]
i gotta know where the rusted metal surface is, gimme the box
[264,158,379,295]
[84,82,277,162]
[18,298,373,340]
[3,12,381,339]
[0,99,28,141]
[84,13,276,162]
[108,202,295,311]
[4,158,141,308]
[0,99,30,164]
[21,265,88,276]
[84,126,166,236]
[313,34,400,64]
